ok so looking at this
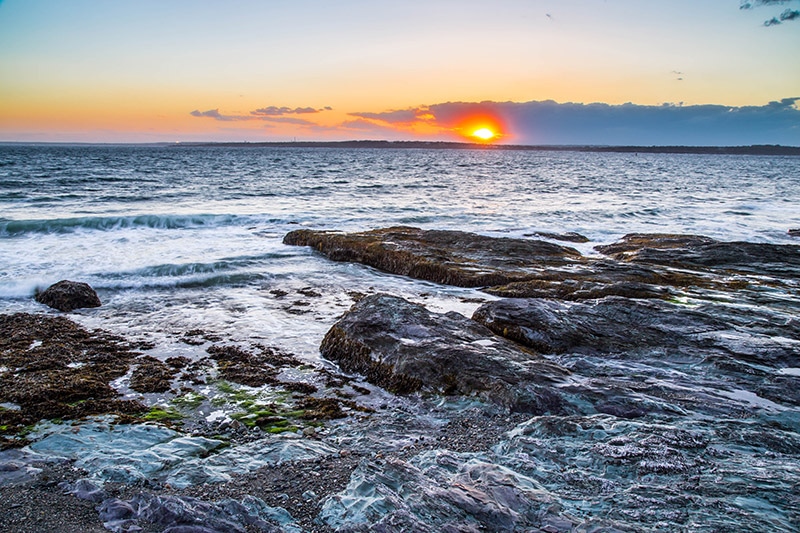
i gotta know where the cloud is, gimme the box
[359,98,800,145]
[191,105,332,122]
[740,0,800,25]
[740,0,794,8]
[189,109,250,121]
[250,106,331,116]
[349,109,427,124]
[763,8,800,24]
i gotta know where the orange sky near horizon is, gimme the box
[1,1,798,144]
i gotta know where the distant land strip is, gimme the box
[1,141,798,155]
[180,141,800,156]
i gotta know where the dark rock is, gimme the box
[472,296,800,368]
[284,227,755,301]
[472,296,724,355]
[596,233,800,277]
[284,226,583,288]
[595,233,717,255]
[34,280,101,312]
[320,294,570,413]
[485,278,670,300]
[527,231,590,243]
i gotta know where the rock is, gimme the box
[284,227,756,301]
[34,280,101,312]
[527,231,590,243]
[284,226,583,288]
[320,294,570,413]
[595,233,716,255]
[473,296,799,363]
[472,296,726,355]
[596,233,800,277]
[320,449,577,532]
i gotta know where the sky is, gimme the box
[0,0,798,145]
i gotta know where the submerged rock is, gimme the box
[34,280,101,312]
[284,226,583,288]
[320,294,570,413]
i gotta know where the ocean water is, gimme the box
[3,144,800,530]
[2,144,799,359]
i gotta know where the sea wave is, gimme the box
[0,214,254,236]
[97,253,289,280]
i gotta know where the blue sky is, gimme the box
[0,0,798,144]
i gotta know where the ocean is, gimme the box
[2,144,799,358]
[2,144,800,531]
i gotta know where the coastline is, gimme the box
[2,227,799,531]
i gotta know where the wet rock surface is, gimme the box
[2,228,800,532]
[286,226,785,301]
[0,313,145,448]
[34,280,102,312]
[284,226,583,288]
[472,295,798,361]
[596,232,800,278]
[321,293,570,413]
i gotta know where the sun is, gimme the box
[471,127,496,141]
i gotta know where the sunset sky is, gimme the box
[1,0,798,145]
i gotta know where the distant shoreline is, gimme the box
[2,140,799,155]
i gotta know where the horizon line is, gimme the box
[1,140,799,155]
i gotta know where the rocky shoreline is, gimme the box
[2,227,799,531]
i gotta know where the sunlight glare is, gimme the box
[472,128,495,140]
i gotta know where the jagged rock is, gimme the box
[320,294,570,413]
[284,226,583,288]
[34,280,101,312]
[595,233,800,277]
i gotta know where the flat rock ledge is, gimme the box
[35,280,101,312]
[284,226,583,288]
[320,293,570,414]
[285,227,800,301]
[595,233,800,277]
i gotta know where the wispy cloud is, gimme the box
[191,105,332,122]
[251,106,332,116]
[348,108,433,124]
[740,0,800,25]
[189,109,250,121]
